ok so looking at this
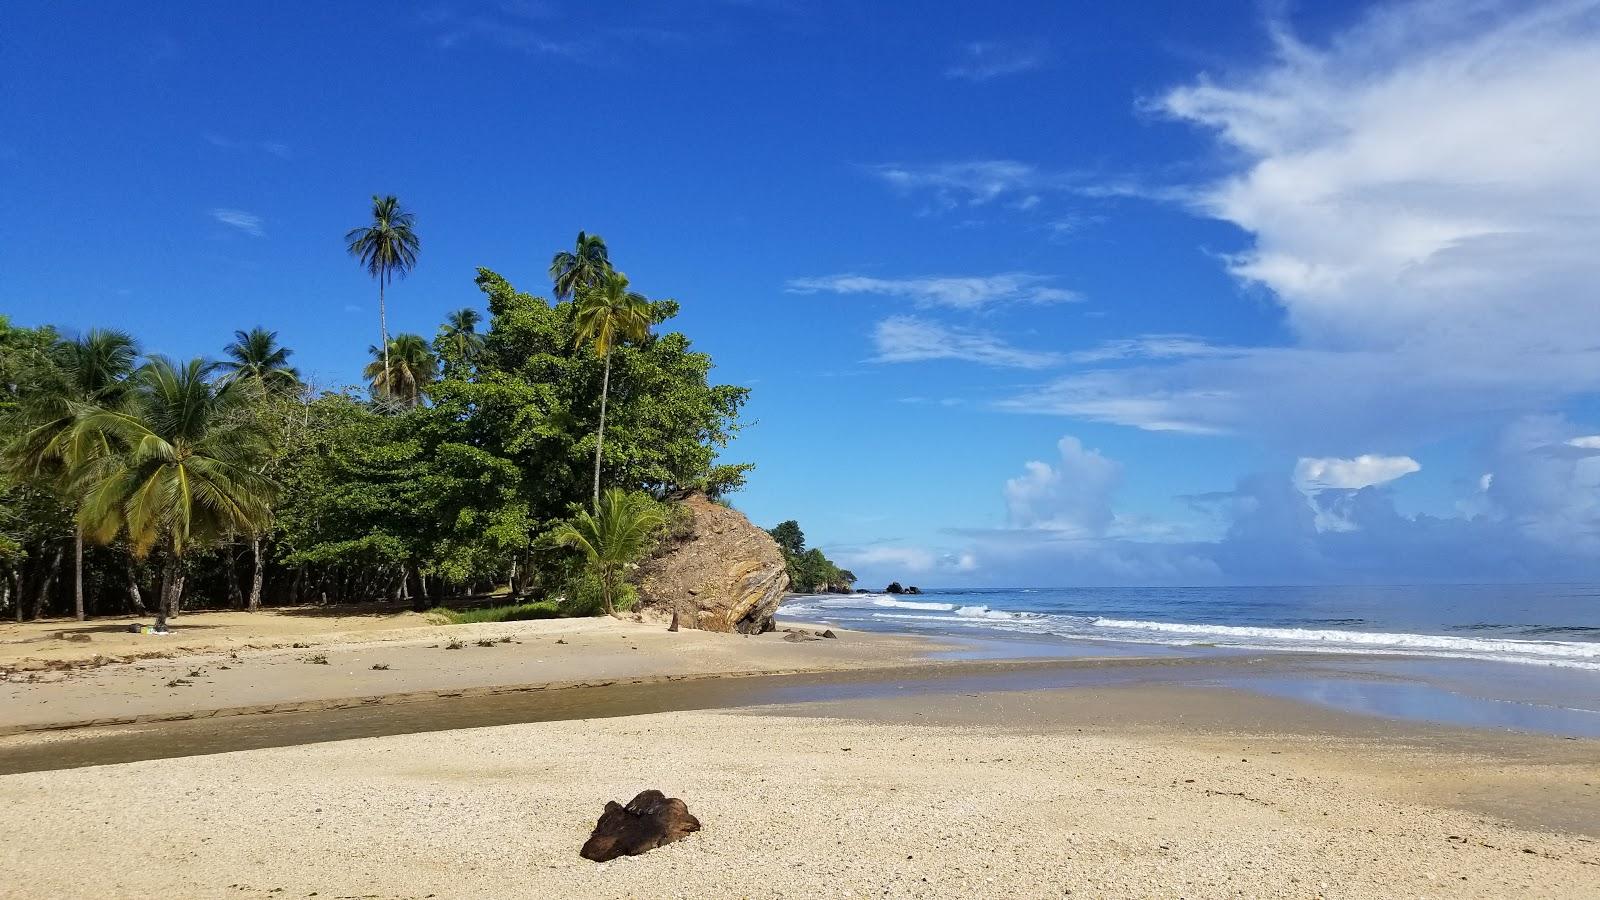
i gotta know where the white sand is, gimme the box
[3,708,1596,899]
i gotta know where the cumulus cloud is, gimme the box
[946,40,1047,81]
[1004,437,1122,536]
[1011,1,1600,443]
[1293,455,1420,493]
[210,208,264,237]
[872,316,1063,369]
[787,272,1079,309]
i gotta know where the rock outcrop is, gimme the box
[637,493,790,633]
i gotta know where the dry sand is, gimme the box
[2,696,1596,899]
[0,611,938,733]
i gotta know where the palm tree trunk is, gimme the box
[379,279,390,391]
[593,350,611,508]
[125,560,146,615]
[34,546,63,620]
[225,547,244,609]
[156,554,180,630]
[248,536,264,611]
[73,532,85,621]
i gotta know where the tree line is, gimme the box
[1,205,749,624]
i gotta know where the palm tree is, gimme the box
[220,326,299,612]
[363,333,437,409]
[437,308,485,371]
[345,195,420,388]
[550,488,664,617]
[73,357,276,629]
[573,271,651,507]
[5,330,138,620]
[221,327,301,392]
[549,231,611,301]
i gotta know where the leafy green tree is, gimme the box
[548,230,611,301]
[573,272,651,507]
[363,333,437,409]
[768,520,805,556]
[346,195,420,388]
[766,518,854,593]
[74,357,276,627]
[6,329,138,620]
[221,327,301,392]
[550,488,664,617]
[436,308,485,375]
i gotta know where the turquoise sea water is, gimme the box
[781,584,1600,669]
[781,584,1600,735]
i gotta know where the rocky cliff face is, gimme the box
[636,494,790,634]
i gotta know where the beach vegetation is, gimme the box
[766,520,855,593]
[550,489,665,617]
[0,232,748,622]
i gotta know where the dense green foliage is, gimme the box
[766,520,856,594]
[551,488,666,617]
[0,237,751,621]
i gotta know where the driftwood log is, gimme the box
[580,790,701,862]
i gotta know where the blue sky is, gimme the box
[6,1,1600,587]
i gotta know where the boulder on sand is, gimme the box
[580,790,701,862]
[636,493,791,634]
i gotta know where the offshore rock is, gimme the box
[637,493,791,634]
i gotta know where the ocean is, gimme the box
[780,584,1600,671]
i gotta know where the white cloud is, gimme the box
[873,316,1063,369]
[1068,335,1237,364]
[833,545,937,574]
[1294,455,1420,493]
[210,208,264,237]
[1009,2,1600,444]
[946,41,1046,81]
[787,272,1079,309]
[1005,437,1123,536]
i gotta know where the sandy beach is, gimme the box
[0,607,1597,898]
[2,689,1596,899]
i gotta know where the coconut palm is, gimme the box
[221,327,301,392]
[5,330,138,620]
[363,333,437,410]
[345,195,420,387]
[550,488,664,617]
[572,271,651,507]
[549,231,611,301]
[437,308,485,371]
[73,357,276,628]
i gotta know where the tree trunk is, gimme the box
[125,560,147,615]
[593,350,611,508]
[156,555,181,630]
[225,546,244,609]
[11,570,21,622]
[248,536,264,611]
[33,545,64,620]
[74,532,85,621]
[379,280,390,398]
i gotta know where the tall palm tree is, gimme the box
[363,333,437,410]
[221,327,301,392]
[437,308,485,370]
[345,195,420,387]
[73,357,276,629]
[549,231,611,301]
[551,488,664,617]
[5,330,138,620]
[573,271,651,507]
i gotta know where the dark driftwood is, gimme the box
[580,790,701,862]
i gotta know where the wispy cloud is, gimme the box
[204,134,291,159]
[867,159,1178,218]
[788,272,1079,310]
[1293,455,1420,493]
[873,316,1063,369]
[946,40,1047,81]
[210,208,264,237]
[1067,335,1237,364]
